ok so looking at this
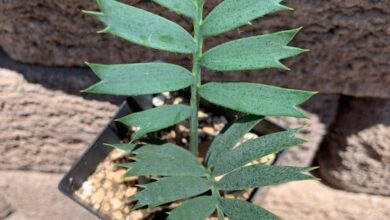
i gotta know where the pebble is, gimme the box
[115,191,125,200]
[242,132,258,141]
[81,181,93,196]
[101,201,111,213]
[77,192,90,202]
[91,177,101,187]
[209,217,228,220]
[235,132,258,147]
[123,176,138,183]
[103,181,112,190]
[106,172,116,181]
[260,154,276,165]
[169,130,176,138]
[203,126,216,136]
[118,185,127,192]
[131,126,141,132]
[109,150,128,161]
[224,194,235,199]
[111,198,122,210]
[152,94,166,107]
[241,191,251,199]
[178,124,189,132]
[112,210,124,220]
[113,170,126,183]
[161,130,176,140]
[129,210,145,219]
[107,191,114,199]
[125,188,137,197]
[91,188,105,203]
[95,172,105,181]
[162,92,171,99]
[172,97,183,104]
[198,110,208,118]
[93,203,100,211]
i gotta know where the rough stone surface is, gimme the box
[0,171,97,220]
[254,181,390,220]
[0,49,124,105]
[0,68,116,173]
[0,193,13,219]
[0,0,187,66]
[0,0,389,98]
[317,97,390,196]
[266,95,339,166]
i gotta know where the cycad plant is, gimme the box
[83,0,317,219]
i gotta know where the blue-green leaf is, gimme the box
[212,129,306,176]
[199,82,316,118]
[202,0,290,37]
[201,29,306,71]
[219,198,279,220]
[168,196,217,220]
[153,0,197,19]
[130,176,210,208]
[206,115,264,167]
[83,63,193,96]
[119,143,207,177]
[217,165,315,191]
[84,0,196,53]
[116,104,192,142]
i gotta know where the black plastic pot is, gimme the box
[59,97,286,220]
[59,98,141,219]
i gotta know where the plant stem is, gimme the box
[208,174,223,220]
[189,1,204,156]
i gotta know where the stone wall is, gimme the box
[0,0,389,97]
[0,68,116,173]
[318,97,390,196]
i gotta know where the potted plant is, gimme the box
[60,0,317,219]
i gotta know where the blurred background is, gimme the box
[0,0,389,219]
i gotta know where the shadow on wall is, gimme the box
[0,49,124,105]
[316,96,390,196]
